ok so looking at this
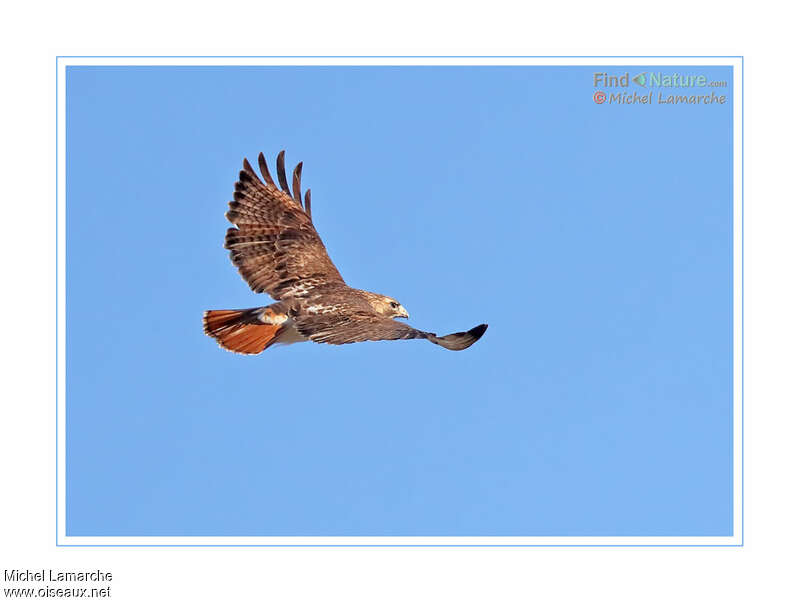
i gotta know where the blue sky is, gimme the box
[65,65,733,536]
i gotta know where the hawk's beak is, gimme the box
[398,306,409,319]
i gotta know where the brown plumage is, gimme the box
[203,150,488,354]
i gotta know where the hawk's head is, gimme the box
[363,291,409,320]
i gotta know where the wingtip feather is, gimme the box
[276,150,290,194]
[242,157,256,176]
[292,162,303,204]
[428,323,488,351]
[471,324,489,338]
[257,152,276,187]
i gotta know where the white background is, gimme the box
[1,1,797,601]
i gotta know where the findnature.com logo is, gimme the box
[592,71,728,105]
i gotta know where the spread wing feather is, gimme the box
[294,310,489,351]
[224,152,345,299]
[295,312,426,345]
[292,162,303,204]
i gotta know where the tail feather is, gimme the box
[203,308,283,355]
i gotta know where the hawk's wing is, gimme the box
[294,310,488,351]
[224,151,345,299]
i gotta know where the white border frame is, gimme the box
[56,56,743,546]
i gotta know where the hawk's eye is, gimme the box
[390,302,399,309]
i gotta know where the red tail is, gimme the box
[203,309,283,355]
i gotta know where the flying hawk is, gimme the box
[203,150,488,354]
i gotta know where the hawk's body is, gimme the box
[203,151,487,354]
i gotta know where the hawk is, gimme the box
[203,150,488,354]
